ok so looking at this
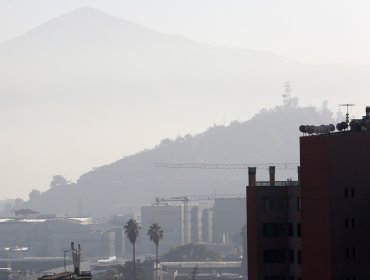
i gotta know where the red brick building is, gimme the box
[247,167,301,280]
[247,107,370,280]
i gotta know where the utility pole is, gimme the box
[63,250,69,272]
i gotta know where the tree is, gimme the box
[124,218,141,280]
[29,189,41,200]
[50,175,67,188]
[161,243,222,262]
[13,208,39,217]
[147,223,164,280]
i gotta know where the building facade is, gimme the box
[213,197,246,244]
[247,106,370,280]
[141,205,183,255]
[247,167,301,280]
[300,121,370,280]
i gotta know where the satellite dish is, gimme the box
[308,125,315,134]
[299,125,306,133]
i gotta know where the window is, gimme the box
[297,196,301,211]
[264,250,285,263]
[351,218,356,228]
[297,223,302,238]
[351,188,355,197]
[264,223,286,237]
[352,248,356,258]
[297,250,302,265]
[289,249,294,264]
[289,223,294,237]
[264,198,285,211]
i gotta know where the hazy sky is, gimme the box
[1,0,369,200]
[1,0,370,64]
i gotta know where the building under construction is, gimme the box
[140,194,245,255]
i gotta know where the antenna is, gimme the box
[283,81,292,104]
[339,104,355,124]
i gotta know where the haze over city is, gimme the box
[2,2,370,280]
[1,0,369,200]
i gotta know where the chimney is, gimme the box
[269,166,275,186]
[366,106,370,118]
[297,166,301,185]
[248,167,256,186]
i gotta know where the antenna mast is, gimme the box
[339,104,355,124]
[283,81,292,104]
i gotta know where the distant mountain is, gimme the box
[23,104,335,216]
[1,7,368,206]
[1,6,369,109]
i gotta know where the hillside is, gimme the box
[1,7,370,200]
[21,104,335,216]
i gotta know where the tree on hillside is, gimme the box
[50,175,68,188]
[29,189,41,200]
[147,223,164,280]
[124,218,141,280]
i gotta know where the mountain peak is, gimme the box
[66,6,113,18]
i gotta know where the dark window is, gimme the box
[297,250,302,265]
[264,250,285,263]
[264,223,286,237]
[345,218,349,227]
[352,218,356,228]
[352,248,356,258]
[351,188,355,197]
[264,198,285,210]
[345,188,348,197]
[289,249,294,263]
[297,223,302,238]
[289,223,294,237]
[346,248,350,258]
[297,196,301,211]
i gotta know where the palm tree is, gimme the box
[124,218,141,280]
[147,223,164,280]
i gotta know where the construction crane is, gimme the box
[155,193,245,244]
[154,162,298,243]
[154,162,298,170]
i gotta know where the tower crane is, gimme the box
[154,162,298,170]
[154,162,299,243]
